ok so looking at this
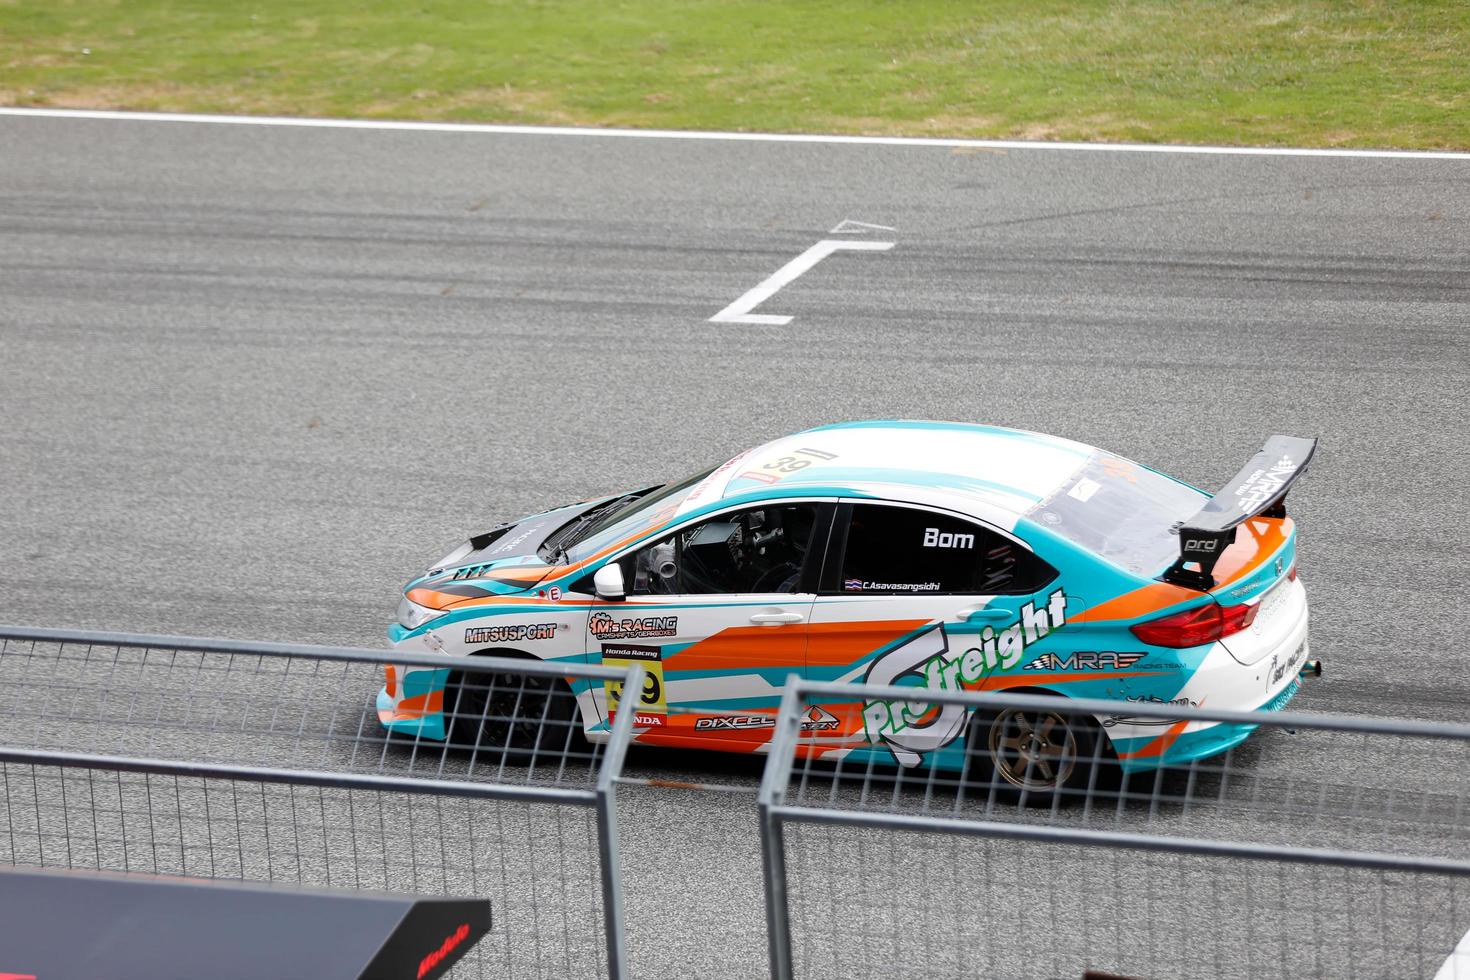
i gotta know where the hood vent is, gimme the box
[468,525,512,551]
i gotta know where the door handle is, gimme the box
[960,606,1011,623]
[750,612,804,626]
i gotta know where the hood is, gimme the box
[406,498,610,602]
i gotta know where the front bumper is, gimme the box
[376,665,451,741]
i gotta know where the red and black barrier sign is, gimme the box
[0,865,491,979]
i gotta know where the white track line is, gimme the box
[1436,927,1470,980]
[710,239,894,325]
[2,107,1468,161]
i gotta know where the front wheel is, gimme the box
[964,699,1118,807]
[444,661,581,756]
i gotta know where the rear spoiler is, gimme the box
[1163,434,1319,590]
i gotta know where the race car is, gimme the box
[382,421,1319,798]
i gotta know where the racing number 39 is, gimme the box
[632,672,663,706]
[601,643,668,724]
[607,671,663,711]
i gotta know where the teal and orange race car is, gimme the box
[381,421,1319,797]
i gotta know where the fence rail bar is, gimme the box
[0,745,601,806]
[0,625,629,681]
[791,677,1470,741]
[769,804,1470,878]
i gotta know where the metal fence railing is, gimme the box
[759,679,1470,980]
[9,625,1470,979]
[0,626,643,980]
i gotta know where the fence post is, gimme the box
[758,682,805,980]
[595,663,643,980]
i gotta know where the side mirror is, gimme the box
[593,563,626,602]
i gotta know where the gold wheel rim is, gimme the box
[987,708,1078,791]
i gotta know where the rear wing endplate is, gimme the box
[1163,434,1319,590]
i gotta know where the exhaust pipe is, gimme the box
[1299,659,1322,681]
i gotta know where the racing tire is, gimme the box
[444,653,582,758]
[962,695,1120,808]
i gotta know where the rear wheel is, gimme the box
[964,697,1118,807]
[444,655,581,756]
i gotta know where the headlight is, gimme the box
[396,594,441,630]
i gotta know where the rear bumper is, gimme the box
[1107,584,1312,772]
[1113,674,1307,773]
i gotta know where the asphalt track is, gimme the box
[2,110,1470,977]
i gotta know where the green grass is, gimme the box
[3,1,1468,149]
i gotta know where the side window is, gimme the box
[622,504,819,596]
[838,504,1055,595]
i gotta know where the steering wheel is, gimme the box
[751,562,802,593]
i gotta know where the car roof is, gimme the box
[680,420,1098,530]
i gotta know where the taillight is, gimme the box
[1287,560,1298,582]
[1131,602,1257,648]
[1222,602,1258,635]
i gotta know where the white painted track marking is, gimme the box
[830,219,897,234]
[709,239,895,325]
[1435,927,1470,980]
[2,107,1468,160]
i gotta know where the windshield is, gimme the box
[1026,451,1206,577]
[564,466,716,562]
